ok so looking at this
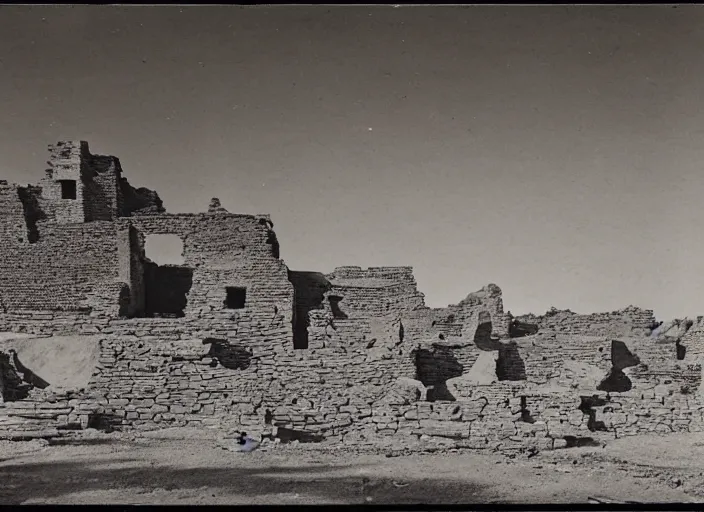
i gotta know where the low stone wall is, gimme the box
[3,322,704,454]
[0,279,701,453]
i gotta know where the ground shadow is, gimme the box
[561,436,601,448]
[46,438,123,447]
[0,456,494,505]
[270,427,324,444]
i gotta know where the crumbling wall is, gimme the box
[38,141,149,224]
[127,213,292,325]
[0,318,422,437]
[516,305,656,337]
[119,177,165,217]
[325,266,426,318]
[2,140,704,452]
[403,284,512,350]
[2,312,704,451]
[455,284,512,340]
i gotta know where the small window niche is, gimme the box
[224,287,247,309]
[59,179,77,200]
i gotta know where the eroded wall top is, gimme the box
[515,305,656,337]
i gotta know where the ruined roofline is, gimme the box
[327,266,420,288]
[328,280,408,290]
[126,212,273,221]
[518,304,656,318]
[331,265,414,272]
[511,304,659,332]
[40,141,275,220]
[0,179,41,190]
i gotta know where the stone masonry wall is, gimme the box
[83,154,121,222]
[127,213,292,325]
[515,305,656,338]
[40,141,88,224]
[325,266,426,318]
[0,182,30,246]
[2,291,704,453]
[2,141,703,454]
[4,331,703,453]
[0,222,124,313]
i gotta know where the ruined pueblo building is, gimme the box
[1,140,704,451]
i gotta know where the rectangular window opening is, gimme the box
[59,180,77,200]
[225,287,247,309]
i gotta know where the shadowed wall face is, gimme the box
[496,342,526,381]
[143,264,193,318]
[414,346,464,401]
[288,271,331,350]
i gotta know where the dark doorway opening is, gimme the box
[676,340,686,360]
[225,287,247,309]
[288,271,331,350]
[59,179,77,200]
[413,345,464,401]
[143,263,193,318]
[142,234,192,318]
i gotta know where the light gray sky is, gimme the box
[1,5,703,320]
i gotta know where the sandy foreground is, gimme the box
[1,429,703,505]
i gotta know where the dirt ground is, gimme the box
[1,429,703,505]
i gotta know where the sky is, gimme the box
[0,5,703,320]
